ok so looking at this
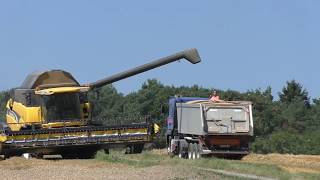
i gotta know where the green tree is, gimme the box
[0,91,9,121]
[221,89,244,101]
[276,80,311,132]
[279,80,309,104]
[305,98,320,131]
[245,87,277,136]
[88,85,124,124]
[252,131,320,155]
[278,100,310,132]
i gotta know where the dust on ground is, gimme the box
[243,153,320,174]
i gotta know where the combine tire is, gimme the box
[125,144,144,154]
[133,144,144,154]
[77,149,97,159]
[104,148,110,154]
[61,151,78,159]
[61,146,98,159]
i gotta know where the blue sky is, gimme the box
[0,1,319,99]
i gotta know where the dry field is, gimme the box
[0,150,319,180]
[0,157,221,180]
[243,153,320,174]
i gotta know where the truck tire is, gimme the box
[188,143,194,159]
[191,143,196,159]
[167,137,172,155]
[178,142,184,158]
[178,147,183,158]
[194,143,201,159]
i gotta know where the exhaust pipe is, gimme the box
[87,48,201,90]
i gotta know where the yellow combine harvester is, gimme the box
[0,49,201,159]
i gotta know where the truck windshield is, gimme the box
[42,93,81,122]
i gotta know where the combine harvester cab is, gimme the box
[0,49,201,159]
[166,97,253,159]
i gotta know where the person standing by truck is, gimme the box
[209,90,222,102]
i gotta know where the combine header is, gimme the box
[0,49,201,159]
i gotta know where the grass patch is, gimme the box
[187,158,290,179]
[96,150,320,180]
[183,158,319,180]
[95,150,163,167]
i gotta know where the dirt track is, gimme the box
[0,153,319,180]
[0,157,219,180]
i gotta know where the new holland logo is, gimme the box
[7,109,20,123]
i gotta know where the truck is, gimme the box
[166,97,253,159]
[0,48,201,159]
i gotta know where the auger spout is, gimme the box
[86,48,201,90]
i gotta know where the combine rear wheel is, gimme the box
[133,144,144,154]
[77,149,97,159]
[61,146,99,159]
[125,144,144,154]
[61,150,78,159]
[0,153,9,160]
[0,143,6,160]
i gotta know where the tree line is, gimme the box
[0,79,319,154]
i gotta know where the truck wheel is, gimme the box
[178,148,183,158]
[194,143,201,159]
[188,143,194,159]
[178,142,184,158]
[192,143,197,159]
[167,137,172,155]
